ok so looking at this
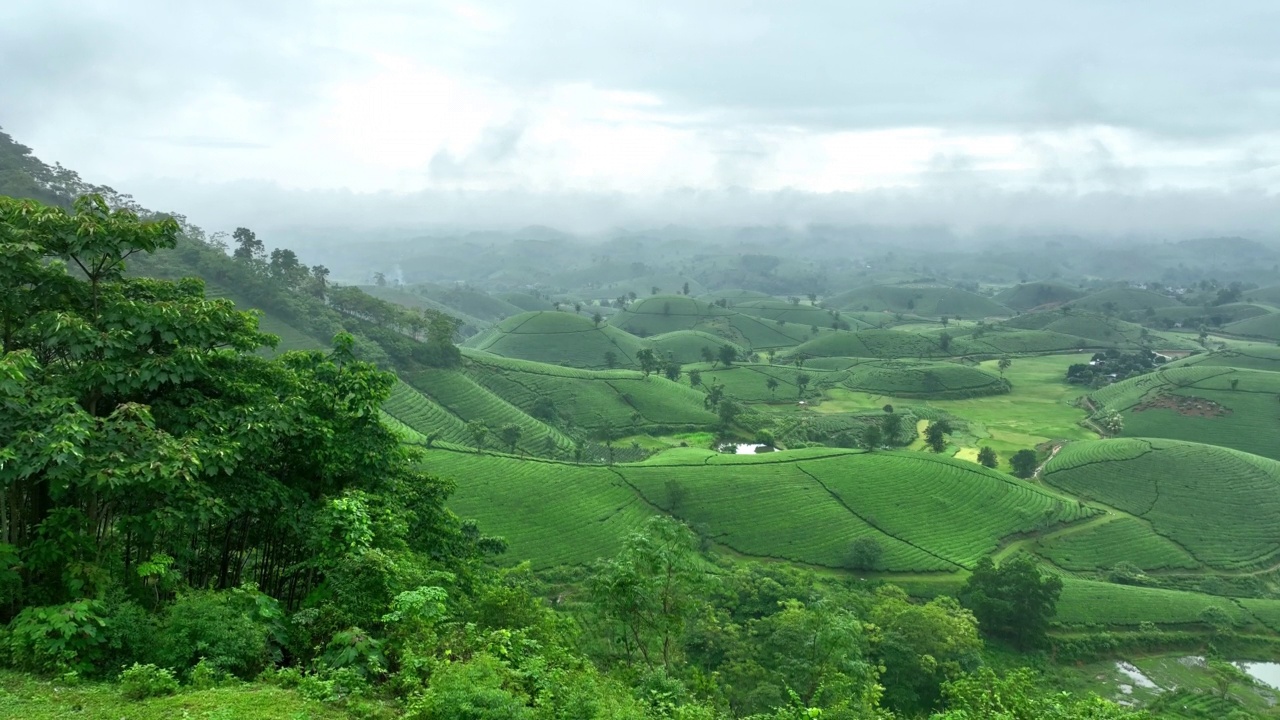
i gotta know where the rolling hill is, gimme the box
[1225,312,1280,341]
[1066,287,1182,314]
[824,284,1012,319]
[994,281,1086,311]
[466,311,648,368]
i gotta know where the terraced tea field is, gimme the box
[1054,577,1259,628]
[1042,438,1280,570]
[466,311,648,368]
[1036,516,1200,572]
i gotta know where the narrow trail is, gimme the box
[1032,442,1064,478]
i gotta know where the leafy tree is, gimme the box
[718,399,742,428]
[468,420,490,451]
[847,537,883,570]
[997,356,1012,378]
[589,517,701,671]
[1099,410,1124,436]
[958,555,1063,649]
[1010,449,1038,478]
[936,667,1141,719]
[703,383,724,410]
[925,421,951,453]
[717,344,737,368]
[688,369,702,388]
[310,264,330,299]
[977,446,998,468]
[682,281,690,295]
[231,226,263,262]
[663,359,682,382]
[603,350,618,368]
[651,286,659,296]
[591,312,602,327]
[882,404,894,413]
[880,412,902,443]
[939,331,953,352]
[796,373,811,399]
[373,271,387,287]
[806,292,817,304]
[861,424,883,450]
[498,424,522,453]
[701,346,716,366]
[766,377,779,396]
[871,586,981,715]
[635,348,659,377]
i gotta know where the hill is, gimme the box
[410,282,527,321]
[466,311,648,368]
[1066,287,1182,314]
[1086,365,1280,460]
[824,284,1011,319]
[1225,312,1280,341]
[841,360,1009,398]
[588,274,706,300]
[647,330,747,365]
[994,281,1086,311]
[1001,312,1201,351]
[732,298,873,330]
[1150,302,1273,327]
[435,448,1097,570]
[496,291,556,312]
[1169,346,1280,372]
[607,295,734,336]
[1042,438,1280,570]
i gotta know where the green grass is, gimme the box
[1035,516,1200,571]
[462,353,717,431]
[1226,312,1280,341]
[433,447,1097,572]
[466,311,648,368]
[1001,312,1201,351]
[732,299,873,329]
[607,295,734,336]
[993,281,1086,311]
[646,330,746,365]
[1151,302,1273,325]
[1043,438,1280,571]
[841,359,1008,398]
[1088,366,1280,460]
[0,672,352,720]
[824,284,1012,319]
[496,291,555,312]
[1067,287,1183,314]
[1054,577,1254,627]
[1170,346,1280,372]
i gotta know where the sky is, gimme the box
[2,0,1279,236]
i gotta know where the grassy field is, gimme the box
[466,311,648,368]
[1043,438,1280,571]
[432,447,1096,571]
[994,281,1086,311]
[824,284,1011,319]
[1087,365,1280,460]
[0,672,352,720]
[817,353,1096,469]
[1067,287,1183,314]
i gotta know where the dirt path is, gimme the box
[1032,442,1064,478]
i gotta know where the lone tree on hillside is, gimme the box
[977,446,998,468]
[717,344,737,368]
[847,537,883,571]
[959,555,1063,649]
[881,412,903,443]
[1010,449,1038,478]
[373,271,387,287]
[997,357,1012,378]
[636,348,659,377]
[939,331,953,353]
[663,360,682,382]
[925,420,951,453]
[232,226,263,262]
[604,350,618,368]
[592,312,603,327]
[796,373,811,399]
[467,420,490,452]
[682,281,690,295]
[766,377,780,396]
[499,423,522,453]
[701,346,717,366]
[861,424,883,450]
[688,369,702,388]
[703,382,725,410]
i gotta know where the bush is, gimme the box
[6,600,110,674]
[847,537,884,571]
[119,662,180,700]
[155,587,284,678]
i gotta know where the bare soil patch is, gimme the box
[1132,393,1231,418]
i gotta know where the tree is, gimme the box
[310,264,330,299]
[860,424,883,450]
[635,348,659,377]
[718,399,742,427]
[880,412,902,443]
[1010,449,1038,478]
[766,377,780,396]
[939,331,952,352]
[603,350,618,368]
[977,446,998,468]
[806,293,817,304]
[682,281,690,295]
[663,359,682,382]
[468,420,490,452]
[997,356,1012,378]
[268,248,304,289]
[574,302,581,313]
[940,316,949,327]
[703,382,725,410]
[651,286,659,296]
[848,537,883,570]
[871,586,981,715]
[796,373,811,399]
[958,555,1063,649]
[688,369,702,388]
[231,226,263,262]
[589,517,702,671]
[498,424,522,453]
[372,271,387,287]
[701,346,716,366]
[717,344,737,368]
[592,312,603,327]
[936,667,1141,719]
[925,421,951,453]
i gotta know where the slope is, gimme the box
[466,311,648,368]
[825,284,1011,319]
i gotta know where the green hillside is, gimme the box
[1001,312,1201,351]
[1225,312,1280,340]
[1087,365,1280,460]
[1067,287,1182,314]
[1035,516,1200,572]
[1042,438,1280,570]
[436,448,1097,570]
[732,298,873,329]
[825,284,1012,319]
[496,291,556,311]
[411,282,527,320]
[607,295,734,336]
[466,311,648,368]
[647,330,747,365]
[1169,346,1280,372]
[1150,302,1273,326]
[789,328,946,359]
[589,274,706,300]
[994,281,1086,311]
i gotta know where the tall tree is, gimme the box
[635,348,659,377]
[1010,449,1038,479]
[231,226,263,262]
[958,555,1063,649]
[977,446,998,468]
[997,356,1012,379]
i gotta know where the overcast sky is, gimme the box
[2,1,1279,236]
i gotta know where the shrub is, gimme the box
[119,662,180,700]
[155,587,284,678]
[847,537,884,571]
[6,600,110,674]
